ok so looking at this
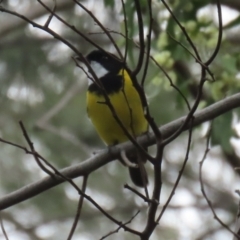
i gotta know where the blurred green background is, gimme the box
[1,0,240,239]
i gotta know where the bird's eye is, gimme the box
[102,56,108,60]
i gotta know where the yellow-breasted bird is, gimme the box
[85,50,148,187]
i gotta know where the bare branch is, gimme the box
[0,214,9,240]
[124,184,153,203]
[132,0,145,76]
[67,175,88,240]
[0,0,74,38]
[140,0,153,86]
[157,118,194,222]
[1,92,240,210]
[73,0,123,59]
[44,0,56,28]
[205,0,223,66]
[199,124,239,239]
[100,210,140,240]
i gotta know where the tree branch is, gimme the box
[1,92,240,210]
[0,0,74,38]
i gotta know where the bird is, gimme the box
[84,49,148,187]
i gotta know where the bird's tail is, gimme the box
[127,150,148,187]
[129,165,148,187]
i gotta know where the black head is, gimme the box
[86,50,124,78]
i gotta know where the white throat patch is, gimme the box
[88,61,109,85]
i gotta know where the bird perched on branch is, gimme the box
[82,49,148,187]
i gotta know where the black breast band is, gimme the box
[88,73,123,95]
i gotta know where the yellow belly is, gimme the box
[87,69,148,145]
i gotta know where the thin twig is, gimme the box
[204,0,222,66]
[19,121,55,177]
[162,66,206,146]
[18,122,139,234]
[150,55,191,111]
[167,32,215,82]
[0,5,87,67]
[141,145,163,239]
[121,0,129,64]
[132,0,145,76]
[67,175,88,240]
[0,215,9,240]
[37,0,105,53]
[199,124,240,239]
[141,0,153,86]
[157,118,194,222]
[100,210,140,240]
[161,0,223,146]
[161,0,202,61]
[0,137,27,152]
[44,0,56,27]
[124,184,153,203]
[73,0,123,59]
[1,92,240,210]
[233,190,240,240]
